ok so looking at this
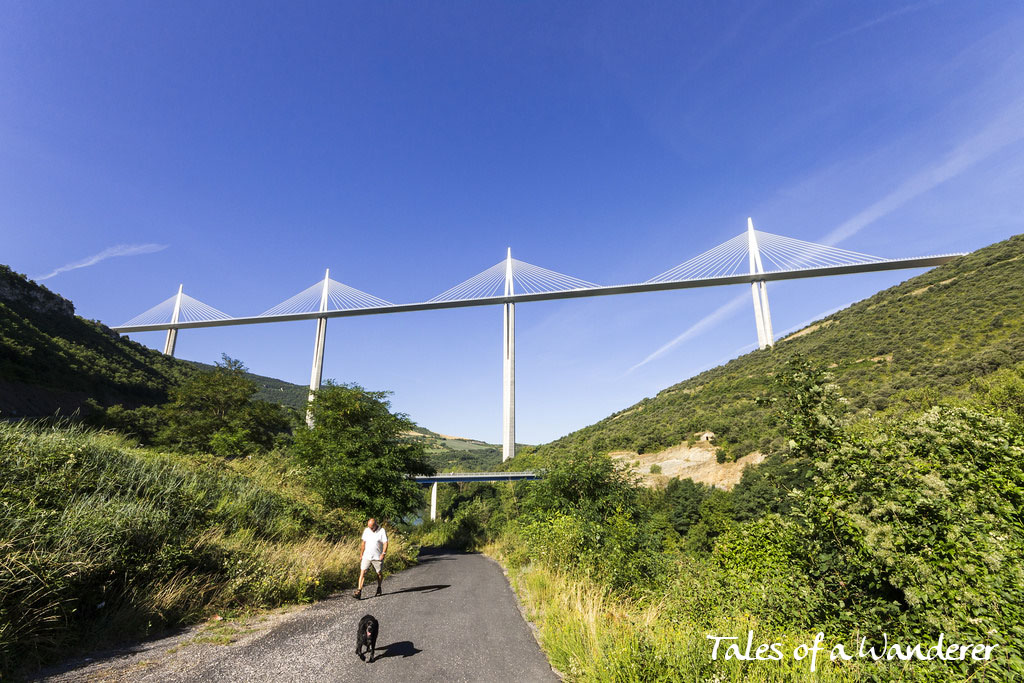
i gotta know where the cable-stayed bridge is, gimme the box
[112,220,964,463]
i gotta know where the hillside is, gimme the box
[0,265,196,417]
[514,233,1024,466]
[196,361,310,410]
[406,426,503,471]
[0,266,498,469]
[0,265,310,419]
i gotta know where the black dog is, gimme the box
[356,614,379,662]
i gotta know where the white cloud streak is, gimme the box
[37,243,168,280]
[820,98,1024,246]
[818,0,946,46]
[628,292,749,372]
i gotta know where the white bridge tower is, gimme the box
[306,268,330,427]
[502,248,516,461]
[747,218,774,349]
[162,284,183,356]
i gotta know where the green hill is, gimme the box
[514,233,1024,466]
[194,361,310,411]
[0,263,325,420]
[0,265,196,417]
[406,426,504,471]
[0,266,497,469]
[0,264,313,419]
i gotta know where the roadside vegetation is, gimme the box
[0,365,432,678]
[4,235,1023,680]
[429,359,1024,681]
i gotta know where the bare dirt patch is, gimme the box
[910,276,958,296]
[779,319,833,343]
[611,441,764,490]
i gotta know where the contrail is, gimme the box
[817,0,946,46]
[820,98,1024,246]
[37,243,168,281]
[628,293,748,372]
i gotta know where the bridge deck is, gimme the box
[112,255,963,333]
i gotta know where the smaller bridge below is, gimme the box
[415,471,539,484]
[415,471,540,520]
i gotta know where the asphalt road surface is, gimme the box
[35,550,558,682]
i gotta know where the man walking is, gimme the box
[354,517,388,599]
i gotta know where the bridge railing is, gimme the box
[414,471,539,484]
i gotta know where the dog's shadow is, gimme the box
[373,641,421,661]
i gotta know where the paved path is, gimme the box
[35,550,557,683]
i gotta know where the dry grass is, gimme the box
[199,528,412,609]
[0,420,416,677]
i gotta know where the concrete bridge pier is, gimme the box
[162,284,183,356]
[305,269,330,427]
[502,248,516,461]
[747,218,774,349]
[430,482,438,522]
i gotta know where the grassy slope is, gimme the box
[0,421,415,677]
[406,426,503,471]
[0,264,315,418]
[0,265,195,415]
[515,233,1024,465]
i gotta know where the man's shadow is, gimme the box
[373,641,421,661]
[414,553,456,565]
[385,584,449,595]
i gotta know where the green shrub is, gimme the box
[788,405,1024,678]
[86,356,292,456]
[0,421,414,678]
[522,450,639,525]
[156,356,290,455]
[413,498,493,550]
[292,382,434,520]
[663,477,711,535]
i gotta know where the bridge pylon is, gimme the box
[747,218,774,349]
[502,248,516,462]
[163,284,183,356]
[306,269,330,427]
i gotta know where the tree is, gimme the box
[664,477,710,535]
[523,450,640,524]
[758,356,847,460]
[731,452,814,522]
[157,355,290,456]
[292,382,434,520]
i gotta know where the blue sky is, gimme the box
[3,1,1023,444]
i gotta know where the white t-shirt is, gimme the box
[361,526,388,561]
